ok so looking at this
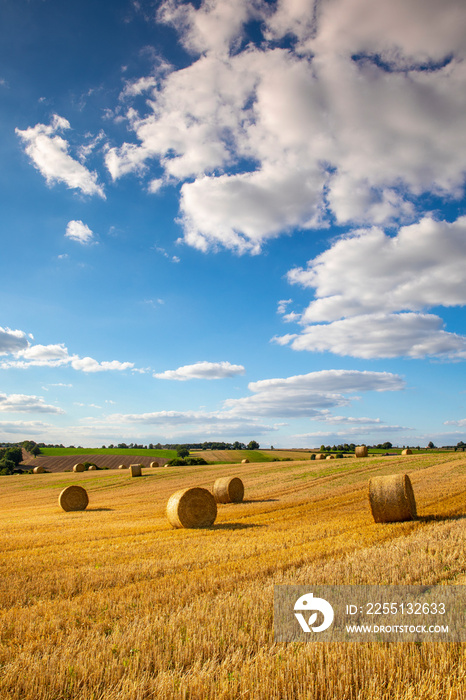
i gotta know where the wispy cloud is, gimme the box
[154,360,245,381]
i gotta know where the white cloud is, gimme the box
[83,409,274,439]
[444,418,466,427]
[224,369,404,416]
[279,215,466,359]
[275,312,466,359]
[65,220,95,244]
[16,114,105,197]
[0,392,64,414]
[0,333,135,374]
[0,327,29,355]
[0,420,53,436]
[103,0,466,252]
[289,217,466,322]
[154,360,246,380]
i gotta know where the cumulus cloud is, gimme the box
[278,215,466,359]
[154,360,246,380]
[224,369,404,416]
[16,114,105,197]
[103,0,466,252]
[0,334,135,373]
[0,392,64,414]
[0,327,29,355]
[65,220,95,244]
[275,312,466,359]
[288,217,466,322]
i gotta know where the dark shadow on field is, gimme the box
[87,508,114,512]
[242,498,279,503]
[418,514,466,523]
[210,523,265,530]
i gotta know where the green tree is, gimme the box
[177,447,190,459]
[247,440,259,450]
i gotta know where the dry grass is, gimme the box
[0,454,465,699]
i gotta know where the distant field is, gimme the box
[191,449,314,462]
[39,447,177,459]
[1,452,465,699]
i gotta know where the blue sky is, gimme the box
[1,0,466,448]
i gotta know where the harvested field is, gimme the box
[0,452,465,699]
[20,453,170,473]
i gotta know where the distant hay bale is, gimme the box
[402,448,413,455]
[213,476,244,504]
[59,485,89,512]
[355,446,368,458]
[88,465,97,470]
[326,454,335,460]
[33,466,44,474]
[241,458,249,463]
[368,473,417,523]
[166,487,217,529]
[73,463,85,472]
[130,464,142,477]
[150,461,159,468]
[118,465,127,470]
[315,453,325,460]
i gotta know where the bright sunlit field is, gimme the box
[0,453,465,699]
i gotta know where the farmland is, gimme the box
[0,453,465,699]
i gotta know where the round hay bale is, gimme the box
[118,464,127,470]
[130,464,142,477]
[315,453,325,460]
[150,461,159,468]
[326,454,335,460]
[33,466,44,474]
[355,445,368,458]
[59,485,89,512]
[401,448,413,455]
[241,458,249,464]
[213,476,244,504]
[88,465,97,470]
[368,473,417,523]
[166,487,217,529]
[73,463,85,473]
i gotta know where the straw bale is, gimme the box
[401,448,413,455]
[315,453,325,460]
[326,454,335,460]
[59,485,89,512]
[166,487,217,529]
[33,466,44,474]
[368,473,417,523]
[150,461,159,468]
[130,464,142,477]
[213,476,244,504]
[241,458,249,463]
[88,465,97,470]
[355,445,368,458]
[118,465,127,469]
[73,463,85,472]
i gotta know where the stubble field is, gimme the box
[0,453,465,699]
